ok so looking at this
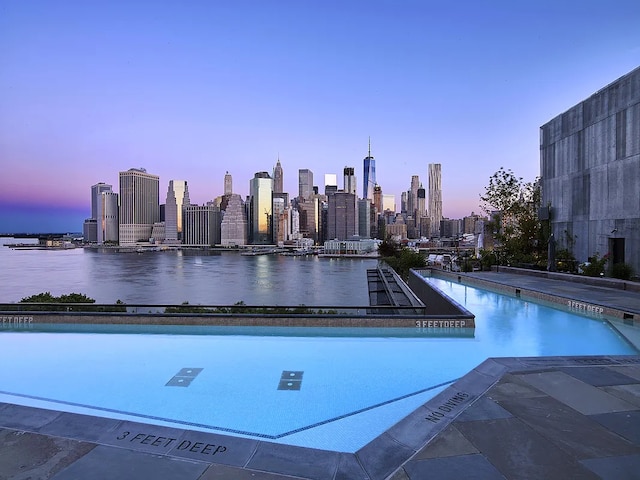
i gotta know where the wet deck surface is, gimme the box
[1,270,639,480]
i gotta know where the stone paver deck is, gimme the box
[1,271,639,479]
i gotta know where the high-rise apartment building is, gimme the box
[273,159,283,194]
[298,169,313,200]
[428,163,442,237]
[97,191,119,244]
[165,180,190,243]
[249,172,273,244]
[463,212,483,234]
[363,139,376,200]
[118,168,160,245]
[220,194,247,246]
[224,171,233,196]
[343,167,356,196]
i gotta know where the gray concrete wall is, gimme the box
[540,66,640,275]
[408,270,475,319]
[0,311,475,329]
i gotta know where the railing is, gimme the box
[0,302,444,317]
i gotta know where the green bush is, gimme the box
[611,262,633,280]
[580,253,608,277]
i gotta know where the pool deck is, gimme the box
[1,271,639,480]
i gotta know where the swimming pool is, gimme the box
[0,278,636,452]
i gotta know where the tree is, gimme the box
[480,167,544,267]
[378,236,426,280]
[20,292,95,303]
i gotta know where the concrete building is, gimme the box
[428,163,442,237]
[118,168,160,245]
[224,171,233,196]
[84,183,113,243]
[323,238,377,255]
[440,218,461,238]
[382,194,396,213]
[343,167,356,196]
[386,217,407,240]
[409,175,420,217]
[183,204,221,246]
[540,66,640,275]
[324,173,337,196]
[298,169,313,200]
[357,199,371,238]
[164,180,190,243]
[417,185,426,218]
[91,183,112,220]
[373,184,383,214]
[272,195,291,245]
[463,212,484,235]
[96,191,119,244]
[327,192,357,241]
[220,194,247,246]
[297,198,319,243]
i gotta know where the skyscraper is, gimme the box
[363,138,376,200]
[357,199,371,238]
[273,159,283,194]
[417,185,426,218]
[249,172,273,244]
[324,173,337,195]
[428,163,442,237]
[409,175,420,216]
[91,183,112,220]
[221,194,247,246]
[343,167,356,196]
[224,171,233,196]
[373,184,383,214]
[165,180,190,242]
[298,169,313,200]
[84,182,113,243]
[327,192,358,240]
[183,204,220,246]
[118,168,160,245]
[97,190,119,245]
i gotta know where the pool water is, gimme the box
[0,278,636,452]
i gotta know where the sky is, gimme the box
[1,0,639,233]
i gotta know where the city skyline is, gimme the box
[2,1,640,232]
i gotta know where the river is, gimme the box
[0,238,378,305]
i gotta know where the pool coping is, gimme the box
[1,354,639,479]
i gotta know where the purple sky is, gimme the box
[1,0,639,233]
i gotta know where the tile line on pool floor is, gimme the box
[274,378,458,438]
[0,378,459,441]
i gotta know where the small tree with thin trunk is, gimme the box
[480,167,544,267]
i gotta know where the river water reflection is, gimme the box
[0,238,378,305]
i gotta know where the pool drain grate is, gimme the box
[278,370,303,390]
[165,368,203,387]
